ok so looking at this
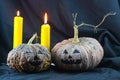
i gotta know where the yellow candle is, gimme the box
[13,10,23,48]
[41,13,50,51]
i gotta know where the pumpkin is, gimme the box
[7,34,51,73]
[52,37,103,71]
[52,12,115,71]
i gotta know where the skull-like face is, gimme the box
[61,49,82,64]
[7,44,51,72]
[24,44,50,66]
[56,43,83,66]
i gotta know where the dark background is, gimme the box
[0,0,120,80]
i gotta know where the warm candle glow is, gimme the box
[17,10,20,16]
[13,10,23,48]
[44,12,48,24]
[41,12,50,51]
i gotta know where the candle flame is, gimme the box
[17,10,20,16]
[44,12,48,24]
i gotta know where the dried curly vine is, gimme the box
[72,12,116,43]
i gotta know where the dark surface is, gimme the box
[0,0,120,80]
[0,63,120,80]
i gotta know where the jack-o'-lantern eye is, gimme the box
[68,55,72,59]
[63,49,68,54]
[26,49,31,53]
[38,50,43,54]
[73,49,80,53]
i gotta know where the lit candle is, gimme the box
[13,10,23,48]
[41,12,50,51]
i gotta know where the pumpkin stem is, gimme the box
[27,33,38,44]
[72,13,80,43]
[72,25,79,43]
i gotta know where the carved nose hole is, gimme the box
[68,55,72,59]
[34,55,39,60]
[29,56,43,66]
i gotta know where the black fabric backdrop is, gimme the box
[0,0,120,80]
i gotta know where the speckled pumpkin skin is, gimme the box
[7,44,51,73]
[52,37,104,71]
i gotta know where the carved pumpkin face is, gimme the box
[7,44,51,73]
[59,46,82,64]
[52,37,104,71]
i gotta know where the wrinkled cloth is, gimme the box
[0,63,120,80]
[0,0,120,80]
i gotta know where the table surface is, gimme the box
[0,63,120,80]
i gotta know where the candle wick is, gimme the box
[44,23,47,25]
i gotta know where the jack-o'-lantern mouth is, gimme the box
[29,56,43,66]
[29,60,43,66]
[61,59,81,64]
